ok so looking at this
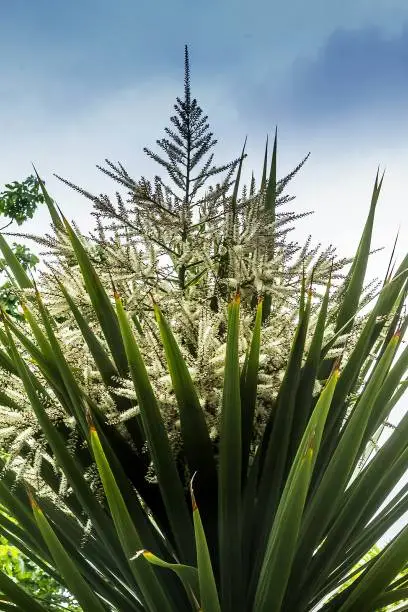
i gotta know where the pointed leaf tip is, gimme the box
[56,203,65,217]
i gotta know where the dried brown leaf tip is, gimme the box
[190,473,198,511]
[26,486,38,509]
[86,408,96,433]
[191,491,198,512]
[109,275,119,300]
[332,357,342,376]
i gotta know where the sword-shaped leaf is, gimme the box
[337,522,408,612]
[251,367,339,611]
[2,319,129,575]
[0,235,32,289]
[89,420,176,612]
[62,216,128,375]
[133,550,200,610]
[154,301,217,561]
[30,493,107,612]
[32,165,64,231]
[335,169,384,335]
[115,291,195,565]
[191,480,221,612]
[57,279,118,386]
[240,296,263,481]
[293,332,400,592]
[218,292,242,611]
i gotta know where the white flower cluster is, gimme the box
[0,157,379,495]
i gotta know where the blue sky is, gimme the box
[1,0,408,260]
[0,0,407,542]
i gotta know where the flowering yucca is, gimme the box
[0,47,407,612]
[2,48,365,467]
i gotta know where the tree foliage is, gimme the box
[0,524,80,611]
[0,176,44,228]
[0,175,42,316]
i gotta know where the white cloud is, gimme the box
[1,70,406,279]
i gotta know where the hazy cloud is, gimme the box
[262,25,408,127]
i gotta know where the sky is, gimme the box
[1,1,408,539]
[1,1,408,272]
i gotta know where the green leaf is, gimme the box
[335,169,384,335]
[240,296,263,481]
[260,135,268,192]
[293,332,401,592]
[62,217,128,375]
[253,442,314,611]
[56,278,146,455]
[230,137,247,228]
[34,495,144,611]
[0,235,32,290]
[251,367,339,611]
[318,260,408,473]
[0,569,49,612]
[191,481,222,612]
[256,280,311,533]
[6,305,64,392]
[289,273,332,463]
[115,291,195,565]
[306,444,408,601]
[134,550,200,610]
[372,587,408,610]
[154,302,217,561]
[31,290,90,434]
[154,302,216,488]
[89,422,175,612]
[1,319,129,576]
[218,292,242,611]
[264,126,277,220]
[57,279,118,387]
[337,523,408,612]
[32,166,64,231]
[262,127,278,321]
[362,334,408,449]
[0,478,47,561]
[30,494,107,612]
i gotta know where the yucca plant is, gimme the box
[0,46,407,612]
[0,160,406,612]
